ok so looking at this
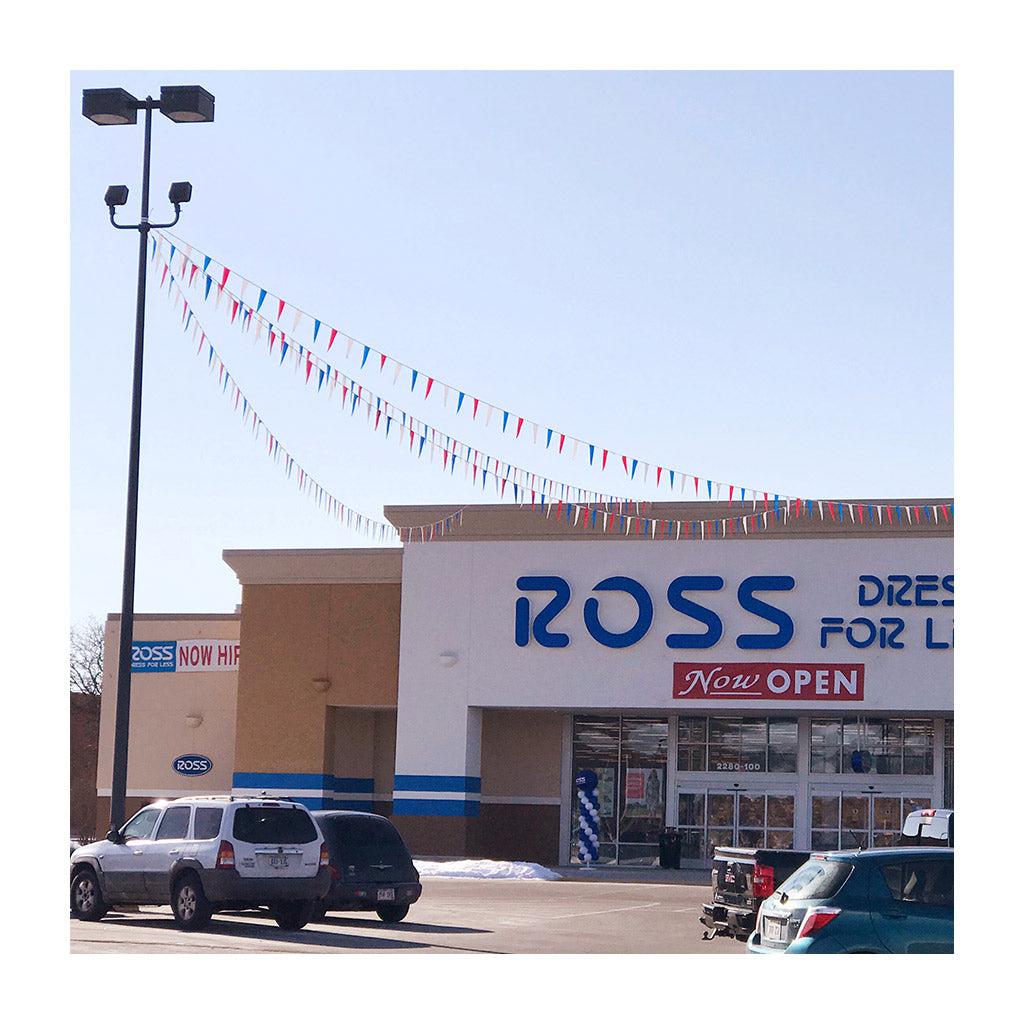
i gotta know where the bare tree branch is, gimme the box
[70,617,104,695]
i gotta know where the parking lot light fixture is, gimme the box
[82,88,139,126]
[160,85,215,123]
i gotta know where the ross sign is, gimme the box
[131,641,177,673]
[673,662,865,701]
[172,754,213,777]
[131,639,239,674]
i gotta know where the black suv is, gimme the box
[311,811,422,923]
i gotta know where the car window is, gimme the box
[193,807,224,840]
[121,808,161,842]
[232,807,317,844]
[776,858,853,900]
[880,859,953,907]
[324,816,406,848]
[155,806,191,840]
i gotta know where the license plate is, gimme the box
[763,917,783,942]
[377,888,395,901]
[268,855,290,870]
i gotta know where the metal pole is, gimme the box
[109,100,154,831]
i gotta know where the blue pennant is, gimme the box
[257,288,267,312]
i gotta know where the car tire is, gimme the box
[171,872,214,931]
[71,867,108,921]
[272,900,314,931]
[377,903,410,924]
[309,899,329,923]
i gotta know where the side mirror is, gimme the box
[106,828,123,844]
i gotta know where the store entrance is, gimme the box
[810,787,933,850]
[677,785,796,862]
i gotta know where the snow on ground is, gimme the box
[414,858,562,881]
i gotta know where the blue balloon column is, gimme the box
[576,769,600,866]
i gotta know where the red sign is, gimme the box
[672,662,865,701]
[624,768,645,800]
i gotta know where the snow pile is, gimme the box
[414,858,562,881]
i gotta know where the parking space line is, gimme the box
[543,901,661,921]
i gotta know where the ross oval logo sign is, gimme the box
[172,754,213,777]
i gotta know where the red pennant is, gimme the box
[442,449,449,469]
[328,328,337,351]
[161,264,168,287]
[729,485,735,503]
[425,377,434,399]
[472,398,479,419]
[188,264,198,286]
[277,299,285,320]
[622,455,629,474]
[694,476,700,495]
[221,267,230,289]
[380,353,386,371]
[231,300,239,324]
[305,356,313,383]
[828,502,836,521]
[516,417,524,438]
[602,449,608,470]
[374,409,382,431]
[656,466,663,486]
[940,504,949,522]
[558,434,566,454]
[914,506,921,523]
[857,505,864,525]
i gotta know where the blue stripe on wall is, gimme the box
[393,775,481,793]
[232,772,375,794]
[233,771,329,789]
[393,798,480,817]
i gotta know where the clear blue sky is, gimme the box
[70,71,951,622]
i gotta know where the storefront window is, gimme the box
[618,718,668,864]
[571,716,667,865]
[943,719,954,807]
[811,717,934,775]
[678,716,797,774]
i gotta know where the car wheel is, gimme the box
[172,873,213,931]
[272,900,314,931]
[71,868,108,921]
[377,903,410,924]
[309,899,328,923]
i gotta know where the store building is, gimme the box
[97,499,953,866]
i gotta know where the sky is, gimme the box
[70,71,952,623]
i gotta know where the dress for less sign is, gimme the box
[131,640,240,673]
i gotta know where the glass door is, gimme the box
[811,790,933,850]
[678,786,796,861]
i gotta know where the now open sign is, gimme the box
[673,662,865,701]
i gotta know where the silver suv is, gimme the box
[70,796,331,931]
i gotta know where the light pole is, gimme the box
[82,85,215,831]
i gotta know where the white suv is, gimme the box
[70,796,331,931]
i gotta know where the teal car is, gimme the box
[747,848,953,954]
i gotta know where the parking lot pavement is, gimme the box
[71,877,745,954]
